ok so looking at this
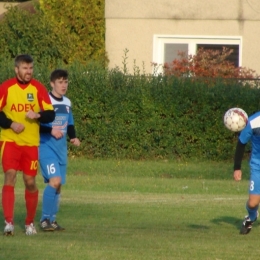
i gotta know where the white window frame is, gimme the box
[152,35,243,74]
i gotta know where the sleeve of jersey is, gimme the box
[233,123,251,170]
[67,108,76,139]
[0,82,12,128]
[35,80,54,112]
[40,124,52,134]
[68,108,74,126]
[233,140,246,170]
[0,82,8,110]
[39,110,55,123]
[0,111,12,128]
[239,121,252,144]
[67,125,76,139]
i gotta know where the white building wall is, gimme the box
[105,0,260,74]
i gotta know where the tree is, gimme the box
[162,47,258,79]
[0,0,28,3]
[0,4,62,65]
[0,0,107,66]
[39,0,107,65]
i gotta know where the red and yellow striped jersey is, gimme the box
[0,78,54,146]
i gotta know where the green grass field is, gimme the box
[0,158,256,260]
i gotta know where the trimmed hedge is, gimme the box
[0,59,259,161]
[65,64,260,161]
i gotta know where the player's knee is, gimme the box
[25,181,37,191]
[247,199,260,209]
[4,170,17,185]
[50,183,61,190]
[49,177,61,190]
[23,176,37,191]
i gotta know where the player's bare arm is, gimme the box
[70,138,81,146]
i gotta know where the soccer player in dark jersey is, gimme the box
[233,111,260,234]
[0,54,55,236]
[39,69,80,231]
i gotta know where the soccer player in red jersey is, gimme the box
[0,54,55,235]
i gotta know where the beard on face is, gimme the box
[17,71,33,83]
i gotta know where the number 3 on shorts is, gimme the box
[250,181,255,191]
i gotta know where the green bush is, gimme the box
[64,63,260,161]
[0,59,258,161]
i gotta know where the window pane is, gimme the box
[164,43,188,63]
[197,44,239,67]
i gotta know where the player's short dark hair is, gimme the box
[14,54,33,67]
[50,69,69,82]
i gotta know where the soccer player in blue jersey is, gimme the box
[233,111,260,234]
[39,69,80,231]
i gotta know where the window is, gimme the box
[153,35,242,73]
[164,43,188,64]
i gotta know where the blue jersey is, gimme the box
[239,111,260,169]
[39,94,74,164]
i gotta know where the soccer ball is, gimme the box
[223,107,248,132]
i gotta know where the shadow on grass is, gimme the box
[187,224,209,230]
[211,216,242,230]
